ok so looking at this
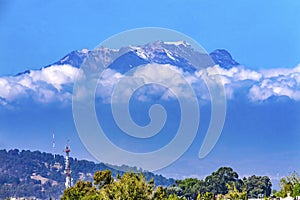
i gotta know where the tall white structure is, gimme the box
[52,131,55,158]
[64,145,72,189]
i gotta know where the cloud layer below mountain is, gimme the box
[1,63,300,106]
[0,65,79,105]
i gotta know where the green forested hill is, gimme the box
[0,149,175,199]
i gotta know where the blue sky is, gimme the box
[0,0,300,187]
[0,0,300,75]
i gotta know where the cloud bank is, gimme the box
[0,65,79,105]
[1,63,300,106]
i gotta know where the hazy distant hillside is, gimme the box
[0,149,174,199]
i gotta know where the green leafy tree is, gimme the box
[154,186,168,200]
[116,172,154,199]
[202,191,214,200]
[167,194,185,200]
[246,175,272,198]
[291,183,300,197]
[93,169,113,188]
[226,182,247,200]
[205,167,243,195]
[62,180,96,200]
[176,178,206,199]
[276,171,300,198]
[166,186,183,197]
[62,170,183,200]
[93,172,153,200]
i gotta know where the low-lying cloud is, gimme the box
[0,65,79,105]
[1,63,300,106]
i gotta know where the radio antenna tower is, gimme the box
[52,130,55,159]
[64,144,72,188]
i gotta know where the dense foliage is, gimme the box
[63,167,273,200]
[173,167,271,200]
[245,175,272,198]
[62,170,183,200]
[0,149,174,199]
[275,171,300,198]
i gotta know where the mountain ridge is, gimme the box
[15,41,240,76]
[0,148,175,199]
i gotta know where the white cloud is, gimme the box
[261,65,300,78]
[0,64,79,105]
[106,64,194,102]
[0,77,28,101]
[1,62,300,106]
[248,64,300,101]
[204,66,262,82]
[198,64,300,102]
[29,65,79,91]
[96,69,124,103]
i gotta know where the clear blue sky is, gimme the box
[0,0,300,75]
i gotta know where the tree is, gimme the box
[246,175,272,198]
[62,180,96,200]
[166,185,183,198]
[226,182,247,200]
[276,171,300,198]
[61,168,277,200]
[107,172,154,200]
[202,191,214,200]
[176,178,206,199]
[205,167,243,195]
[62,170,183,200]
[93,169,113,188]
[167,194,185,200]
[154,186,168,200]
[291,183,300,197]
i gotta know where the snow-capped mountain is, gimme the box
[43,41,239,73]
[4,40,300,105]
[50,49,89,68]
[209,49,239,69]
[5,41,243,105]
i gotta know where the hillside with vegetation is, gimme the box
[0,149,174,199]
[1,148,299,200]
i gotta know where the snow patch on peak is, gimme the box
[164,41,190,46]
[60,55,70,63]
[164,49,176,61]
[129,45,141,50]
[80,49,89,53]
[129,46,148,60]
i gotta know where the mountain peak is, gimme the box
[163,40,190,46]
[49,50,89,68]
[43,42,240,73]
[209,49,239,69]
